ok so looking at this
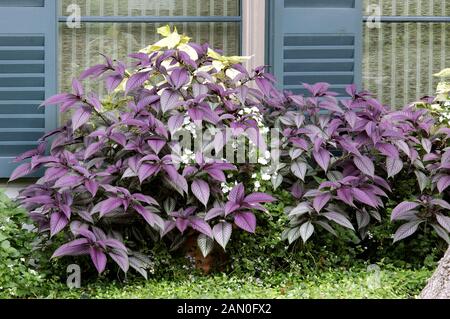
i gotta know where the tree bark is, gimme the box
[420,247,450,299]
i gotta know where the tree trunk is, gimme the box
[420,247,450,299]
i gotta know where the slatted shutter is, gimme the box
[268,0,363,96]
[0,0,57,177]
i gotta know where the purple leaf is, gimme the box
[84,141,104,159]
[85,179,99,197]
[352,188,378,208]
[354,155,375,178]
[376,143,400,158]
[168,114,184,135]
[169,68,190,89]
[191,179,210,207]
[176,218,189,233]
[50,212,69,237]
[160,89,181,113]
[133,204,164,229]
[125,71,150,94]
[99,197,123,217]
[291,161,307,181]
[234,212,256,233]
[54,175,84,188]
[89,247,107,273]
[72,106,92,131]
[137,164,160,183]
[228,183,245,203]
[205,207,225,221]
[206,169,226,182]
[9,163,32,181]
[213,222,232,249]
[386,157,403,178]
[437,175,450,193]
[108,249,129,272]
[147,139,166,154]
[51,239,90,258]
[313,148,330,172]
[244,193,275,204]
[224,202,240,215]
[436,214,450,232]
[189,217,213,238]
[391,201,420,221]
[322,212,354,230]
[313,193,331,213]
[393,220,423,243]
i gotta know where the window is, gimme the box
[58,0,242,94]
[363,0,450,108]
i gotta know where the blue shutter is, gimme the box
[0,0,57,177]
[268,0,363,96]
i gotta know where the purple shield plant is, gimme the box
[11,26,275,276]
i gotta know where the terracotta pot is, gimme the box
[183,233,227,274]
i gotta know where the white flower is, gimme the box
[258,158,268,165]
[261,174,271,181]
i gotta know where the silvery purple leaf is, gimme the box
[436,214,450,232]
[313,148,330,172]
[85,179,99,197]
[125,71,150,94]
[99,197,123,217]
[228,183,245,203]
[72,106,92,131]
[168,114,184,135]
[133,204,164,229]
[313,193,331,213]
[291,161,307,181]
[147,138,166,154]
[376,143,399,158]
[213,222,232,249]
[206,169,226,182]
[160,89,181,113]
[234,212,256,233]
[352,188,378,208]
[137,164,160,183]
[386,157,403,178]
[87,94,102,112]
[391,201,420,221]
[9,163,32,181]
[190,217,213,238]
[322,212,354,230]
[84,141,104,160]
[431,199,450,210]
[51,239,90,258]
[224,202,240,216]
[191,179,210,207]
[108,249,129,272]
[50,212,69,237]
[299,221,314,243]
[205,207,225,221]
[244,193,275,204]
[89,247,107,273]
[169,68,190,89]
[176,218,189,233]
[54,175,84,188]
[354,155,375,178]
[393,220,423,243]
[437,175,450,193]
